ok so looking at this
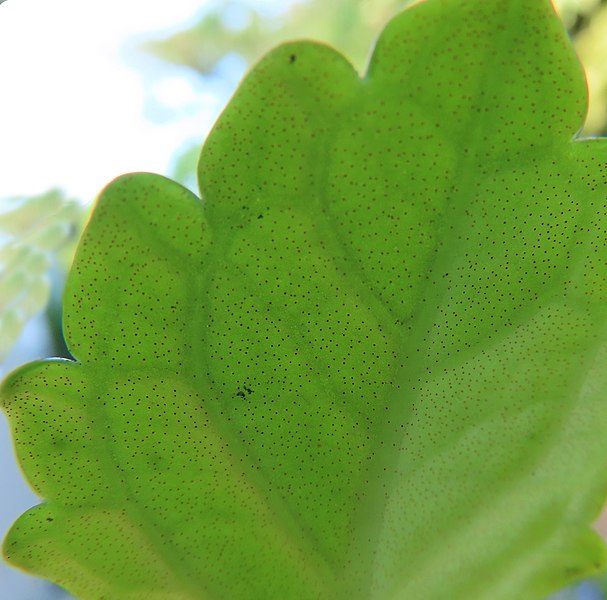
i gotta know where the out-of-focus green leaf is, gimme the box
[555,0,601,27]
[0,190,83,360]
[2,1,607,599]
[573,3,607,135]
[144,0,411,76]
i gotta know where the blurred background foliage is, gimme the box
[0,190,84,363]
[1,1,606,598]
[558,0,607,132]
[144,0,410,77]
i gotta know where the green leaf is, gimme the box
[2,0,607,599]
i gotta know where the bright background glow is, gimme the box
[0,0,227,203]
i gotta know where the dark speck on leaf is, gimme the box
[289,54,297,64]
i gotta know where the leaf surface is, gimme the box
[2,1,607,599]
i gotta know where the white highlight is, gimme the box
[0,0,212,203]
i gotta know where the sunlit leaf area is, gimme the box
[0,1,606,599]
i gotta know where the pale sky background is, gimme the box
[0,0,229,203]
[0,0,238,597]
